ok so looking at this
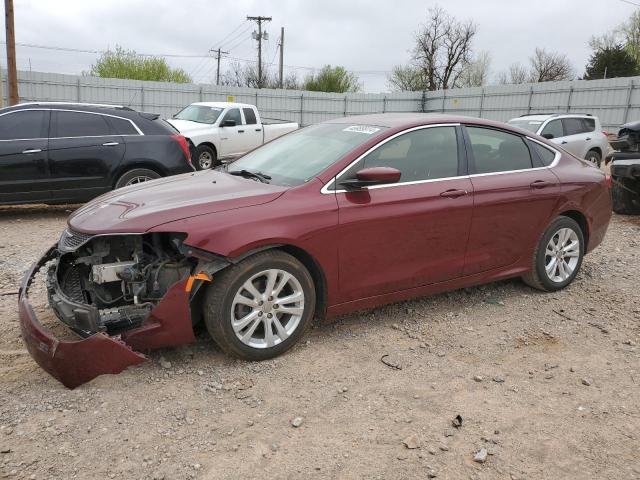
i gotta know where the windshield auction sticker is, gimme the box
[343,125,381,134]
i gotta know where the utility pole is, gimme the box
[4,0,18,105]
[278,27,284,89]
[210,48,229,85]
[247,15,271,88]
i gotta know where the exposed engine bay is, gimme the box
[48,231,196,336]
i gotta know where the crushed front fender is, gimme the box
[18,246,146,389]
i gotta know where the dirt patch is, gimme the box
[0,205,639,479]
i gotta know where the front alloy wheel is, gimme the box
[231,269,305,349]
[204,250,316,360]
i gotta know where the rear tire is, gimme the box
[203,250,316,361]
[585,149,602,168]
[114,168,161,189]
[195,145,217,170]
[522,216,584,292]
[612,176,640,214]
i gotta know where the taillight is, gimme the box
[172,134,192,167]
[602,131,609,137]
[605,174,612,188]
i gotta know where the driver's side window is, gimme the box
[541,119,564,139]
[221,108,242,125]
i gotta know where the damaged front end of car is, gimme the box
[19,229,229,389]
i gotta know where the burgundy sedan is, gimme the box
[19,114,612,388]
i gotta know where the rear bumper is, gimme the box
[19,246,196,389]
[610,159,640,180]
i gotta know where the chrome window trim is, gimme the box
[319,127,561,195]
[320,123,462,194]
[0,107,144,136]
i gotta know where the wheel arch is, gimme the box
[587,146,602,158]
[112,163,165,189]
[207,243,328,320]
[558,209,589,247]
[196,141,218,157]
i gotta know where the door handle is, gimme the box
[530,180,553,189]
[255,128,262,132]
[238,130,245,133]
[102,142,119,146]
[439,189,468,198]
[561,141,568,144]
[585,137,591,141]
[22,149,42,154]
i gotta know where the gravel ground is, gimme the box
[0,205,638,480]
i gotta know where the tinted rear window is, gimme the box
[0,110,47,140]
[582,118,596,132]
[106,116,139,135]
[562,118,586,136]
[53,111,111,137]
[243,108,257,125]
[531,142,556,166]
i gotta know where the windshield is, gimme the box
[228,123,388,187]
[174,105,223,124]
[508,119,543,133]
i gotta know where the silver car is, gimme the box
[508,113,609,167]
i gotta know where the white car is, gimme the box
[508,113,609,166]
[167,102,299,169]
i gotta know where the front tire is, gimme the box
[195,145,217,170]
[523,216,584,292]
[203,250,316,361]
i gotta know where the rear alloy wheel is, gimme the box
[114,168,161,189]
[195,145,217,170]
[585,149,602,168]
[523,216,584,292]
[204,250,315,360]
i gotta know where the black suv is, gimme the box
[0,102,194,205]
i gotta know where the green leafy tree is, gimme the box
[584,44,640,79]
[302,65,361,93]
[90,46,192,83]
[387,65,428,92]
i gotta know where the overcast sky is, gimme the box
[0,0,638,92]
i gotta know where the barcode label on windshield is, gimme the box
[343,125,380,134]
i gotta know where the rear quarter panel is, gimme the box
[550,154,612,253]
[119,136,192,181]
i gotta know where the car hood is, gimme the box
[166,119,216,136]
[68,171,287,234]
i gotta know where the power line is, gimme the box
[618,0,640,6]
[218,24,253,50]
[0,41,393,76]
[212,20,248,48]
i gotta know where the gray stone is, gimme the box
[402,434,420,449]
[291,416,304,428]
[474,448,488,463]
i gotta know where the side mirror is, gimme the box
[338,167,401,190]
[221,119,237,127]
[541,133,554,140]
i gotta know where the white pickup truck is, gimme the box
[167,102,299,169]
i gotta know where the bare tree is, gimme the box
[496,62,529,84]
[220,62,299,89]
[458,51,491,87]
[386,65,428,91]
[529,48,574,82]
[412,6,477,90]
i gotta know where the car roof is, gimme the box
[190,102,254,109]
[1,102,147,119]
[513,113,597,122]
[322,113,525,130]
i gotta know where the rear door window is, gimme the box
[540,119,564,139]
[242,108,257,125]
[52,111,111,137]
[106,116,139,135]
[582,118,596,132]
[0,110,48,140]
[562,118,587,136]
[466,126,533,174]
[530,142,557,166]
